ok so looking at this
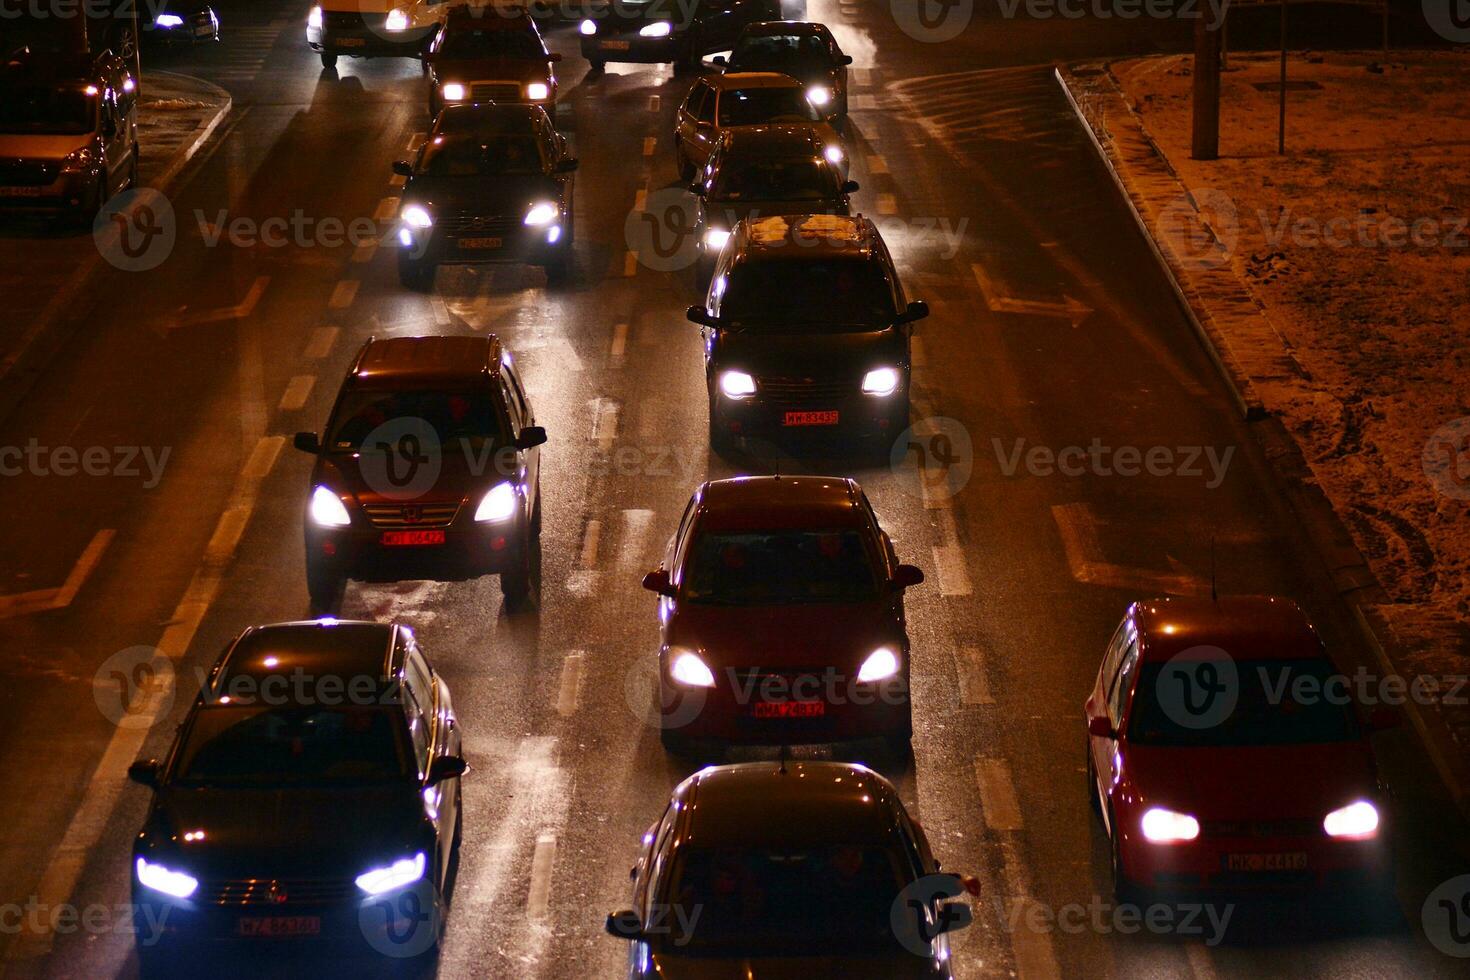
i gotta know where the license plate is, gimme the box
[0,186,44,197]
[459,237,503,250]
[601,40,631,50]
[236,916,321,938]
[380,529,446,547]
[751,701,825,720]
[783,410,839,427]
[1225,852,1307,872]
[195,24,214,36]
[336,37,366,47]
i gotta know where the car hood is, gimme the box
[648,951,942,979]
[405,173,561,216]
[714,327,906,380]
[433,57,550,82]
[315,445,512,507]
[1121,740,1381,821]
[143,784,425,877]
[0,134,89,160]
[669,600,898,670]
[726,121,841,148]
[727,61,836,86]
[702,199,848,228]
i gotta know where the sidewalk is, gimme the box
[0,70,231,426]
[1058,50,1470,815]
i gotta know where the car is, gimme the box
[689,214,928,451]
[425,4,561,118]
[674,70,844,183]
[692,125,857,280]
[393,103,578,289]
[127,620,466,973]
[141,1,221,45]
[605,761,973,977]
[306,0,444,69]
[578,0,781,73]
[715,20,852,127]
[293,335,547,613]
[0,50,138,225]
[640,475,925,758]
[1084,595,1396,903]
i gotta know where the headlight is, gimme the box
[355,852,426,895]
[309,486,352,527]
[524,202,559,227]
[1140,807,1200,843]
[861,367,901,396]
[857,646,900,683]
[474,482,517,523]
[136,857,198,899]
[61,146,95,172]
[1323,800,1379,840]
[807,85,832,107]
[640,21,673,38]
[155,13,184,28]
[579,18,597,35]
[669,650,716,688]
[718,371,755,398]
[401,204,433,229]
[384,8,409,32]
[441,82,466,102]
[307,6,322,29]
[703,228,731,250]
[526,82,550,101]
[824,145,845,165]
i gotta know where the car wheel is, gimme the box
[708,400,735,456]
[1109,814,1145,907]
[660,727,711,761]
[543,244,573,286]
[398,256,435,292]
[320,51,337,69]
[587,58,605,73]
[137,943,184,980]
[1086,740,1101,815]
[306,564,344,617]
[673,35,700,73]
[501,522,541,612]
[677,151,696,185]
[126,147,140,190]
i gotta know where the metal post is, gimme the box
[1278,0,1288,156]
[1191,15,1222,161]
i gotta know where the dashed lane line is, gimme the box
[304,326,338,359]
[556,653,585,718]
[974,757,1025,832]
[956,645,995,705]
[329,279,360,309]
[278,375,315,412]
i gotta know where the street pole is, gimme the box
[1191,13,1222,161]
[1278,0,1288,155]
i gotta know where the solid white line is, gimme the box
[974,758,1024,831]
[931,545,972,596]
[556,653,585,718]
[373,196,399,222]
[877,193,897,215]
[643,136,656,156]
[278,375,315,412]
[0,529,115,620]
[329,280,360,309]
[610,322,628,362]
[580,519,603,569]
[633,188,647,212]
[624,252,639,278]
[526,834,557,919]
[304,326,338,359]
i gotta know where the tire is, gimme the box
[501,523,541,612]
[543,244,573,286]
[677,151,696,185]
[398,256,435,291]
[137,945,182,980]
[1086,739,1102,815]
[77,174,107,229]
[587,58,605,73]
[306,564,343,617]
[881,731,913,763]
[708,400,735,456]
[660,727,710,761]
[1109,815,1145,907]
[320,51,337,69]
[126,147,140,190]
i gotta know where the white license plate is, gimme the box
[236,916,321,938]
[459,237,503,250]
[337,37,366,47]
[1225,852,1307,872]
[601,40,631,50]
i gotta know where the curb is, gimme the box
[0,72,232,429]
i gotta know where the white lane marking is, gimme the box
[304,326,338,359]
[179,275,270,327]
[1186,943,1220,980]
[633,187,647,212]
[876,192,897,215]
[999,841,1062,980]
[624,251,639,277]
[911,334,927,367]
[278,375,315,412]
[617,509,657,575]
[591,399,620,451]
[931,545,971,596]
[866,152,889,174]
[5,435,283,960]
[329,279,360,309]
[1051,502,1201,595]
[580,519,603,569]
[974,758,1024,831]
[407,132,425,152]
[851,93,878,111]
[430,295,451,326]
[526,833,557,919]
[610,322,628,363]
[970,262,1093,327]
[389,173,406,188]
[373,196,399,222]
[0,529,115,620]
[351,240,377,264]
[556,653,585,718]
[643,136,656,156]
[648,95,660,111]
[956,645,995,705]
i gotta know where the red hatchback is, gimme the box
[642,476,924,758]
[1085,596,1394,900]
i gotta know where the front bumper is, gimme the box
[308,18,436,58]
[145,13,220,43]
[1121,828,1392,893]
[0,168,97,214]
[711,384,909,441]
[400,221,566,267]
[580,31,686,64]
[306,514,524,583]
[661,666,910,745]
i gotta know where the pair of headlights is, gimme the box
[400,203,559,232]
[1139,800,1380,844]
[718,367,901,399]
[309,483,516,527]
[307,7,409,31]
[579,19,673,38]
[669,646,900,689]
[137,852,427,900]
[441,82,551,102]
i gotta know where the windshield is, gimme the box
[662,843,913,956]
[718,88,820,127]
[326,388,507,453]
[730,35,832,72]
[0,87,95,136]
[420,134,546,176]
[682,529,881,605]
[440,27,545,60]
[176,706,411,787]
[712,159,836,202]
[1128,658,1362,747]
[721,260,897,332]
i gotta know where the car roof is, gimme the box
[711,71,805,91]
[444,3,539,30]
[675,762,905,847]
[732,213,879,261]
[741,20,833,39]
[719,124,826,158]
[1131,596,1325,664]
[695,476,867,532]
[205,620,402,704]
[435,102,548,134]
[349,335,504,388]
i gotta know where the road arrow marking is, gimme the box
[0,529,114,621]
[1051,502,1202,595]
[972,262,1092,326]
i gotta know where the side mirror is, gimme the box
[936,901,974,934]
[392,160,415,178]
[710,54,727,66]
[686,305,719,328]
[556,157,580,174]
[515,425,548,451]
[898,300,930,325]
[293,431,322,454]
[426,755,468,785]
[642,568,675,597]
[1087,716,1115,739]
[605,910,643,940]
[842,179,860,193]
[128,759,161,788]
[548,51,563,63]
[840,54,854,66]
[893,564,924,589]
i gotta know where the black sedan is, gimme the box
[716,20,853,126]
[578,0,780,72]
[141,1,221,45]
[127,620,466,974]
[394,103,577,289]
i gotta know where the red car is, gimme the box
[1085,596,1394,900]
[641,476,924,758]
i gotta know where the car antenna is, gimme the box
[777,744,790,774]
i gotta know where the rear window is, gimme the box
[721,259,896,332]
[682,529,880,605]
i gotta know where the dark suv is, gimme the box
[425,5,561,117]
[688,214,929,453]
[578,0,780,72]
[293,335,546,613]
